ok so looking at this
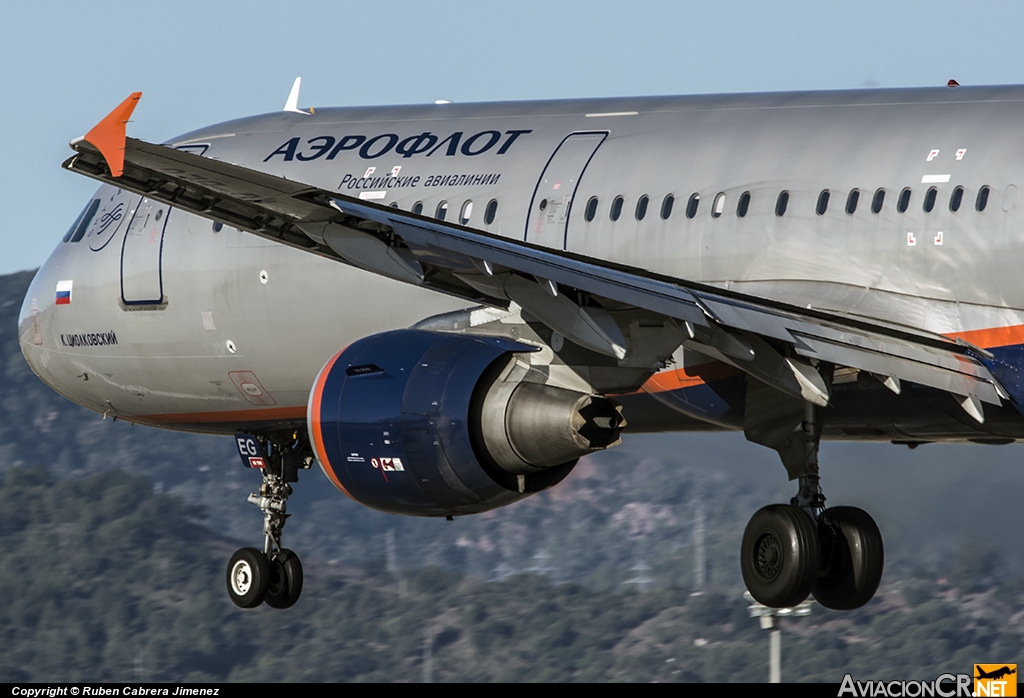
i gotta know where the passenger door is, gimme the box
[120,197,170,305]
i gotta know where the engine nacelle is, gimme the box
[307,329,625,516]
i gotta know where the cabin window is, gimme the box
[389,202,399,208]
[459,200,473,225]
[635,195,649,221]
[64,199,100,243]
[610,196,624,221]
[661,194,674,220]
[484,199,498,224]
[584,196,598,222]
[871,188,885,214]
[816,190,830,216]
[412,201,424,215]
[712,192,725,219]
[897,188,911,213]
[737,191,751,218]
[686,193,700,219]
[949,186,964,212]
[923,187,937,213]
[435,201,449,221]
[846,189,860,215]
[976,186,991,212]
[775,191,789,217]
[212,221,224,233]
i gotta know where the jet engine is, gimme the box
[307,329,625,516]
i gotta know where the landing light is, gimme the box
[744,591,814,683]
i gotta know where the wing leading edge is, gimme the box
[62,97,1008,421]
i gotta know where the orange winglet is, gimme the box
[82,92,142,178]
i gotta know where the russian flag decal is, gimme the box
[55,280,73,305]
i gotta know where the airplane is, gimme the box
[19,79,1024,612]
[975,667,1017,681]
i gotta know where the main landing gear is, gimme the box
[226,433,312,610]
[741,403,884,610]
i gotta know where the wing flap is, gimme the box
[792,333,1003,405]
[693,292,1002,404]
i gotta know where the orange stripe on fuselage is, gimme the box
[130,324,1024,439]
[637,324,1024,397]
[639,361,743,395]
[308,348,354,499]
[134,406,306,425]
[946,324,1024,349]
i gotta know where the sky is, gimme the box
[4,0,1024,274]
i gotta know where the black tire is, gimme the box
[741,504,820,608]
[227,547,270,609]
[813,506,884,610]
[265,549,304,610]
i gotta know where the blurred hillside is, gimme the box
[2,466,1021,682]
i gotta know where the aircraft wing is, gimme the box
[62,98,1008,419]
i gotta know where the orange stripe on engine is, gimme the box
[309,348,353,499]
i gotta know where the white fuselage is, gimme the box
[21,86,1024,437]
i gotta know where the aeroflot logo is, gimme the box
[95,201,125,235]
[264,129,533,162]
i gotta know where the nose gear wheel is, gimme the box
[265,548,304,610]
[227,547,271,608]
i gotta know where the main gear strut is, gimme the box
[741,395,883,610]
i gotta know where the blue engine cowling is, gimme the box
[307,329,624,517]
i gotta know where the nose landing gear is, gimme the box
[264,548,304,610]
[227,547,271,609]
[741,401,884,610]
[226,432,311,610]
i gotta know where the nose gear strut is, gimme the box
[227,432,312,609]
